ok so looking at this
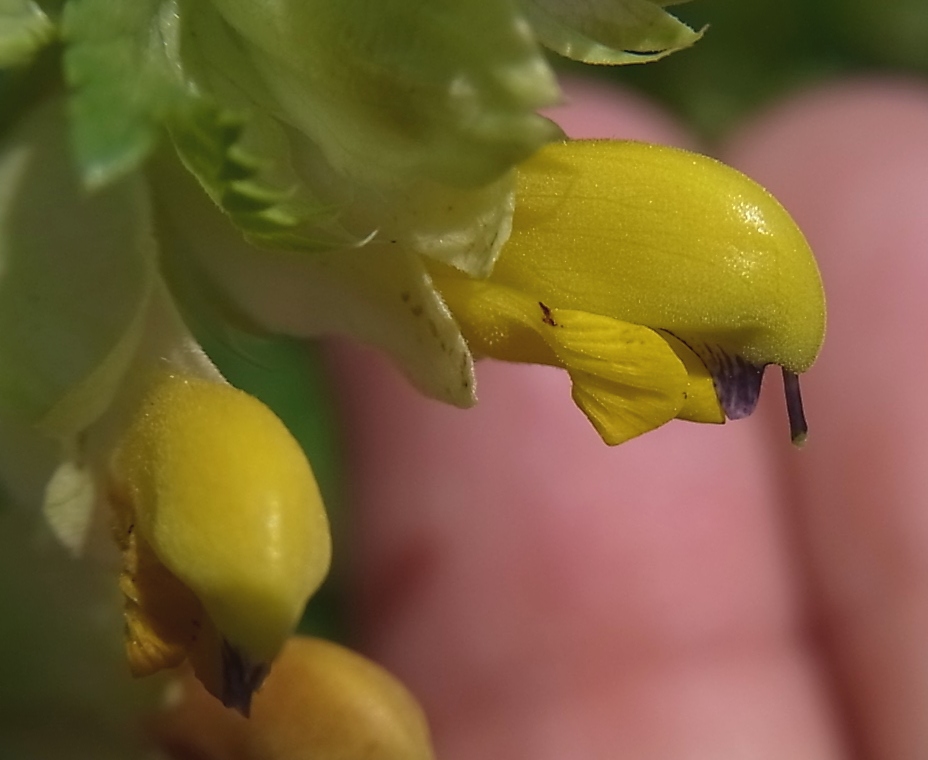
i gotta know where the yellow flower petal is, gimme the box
[545,307,689,444]
[433,269,556,365]
[436,272,694,444]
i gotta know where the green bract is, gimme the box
[62,0,189,188]
[521,0,704,65]
[62,0,336,250]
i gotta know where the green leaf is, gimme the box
[521,0,704,65]
[0,0,54,68]
[208,0,563,188]
[0,97,155,436]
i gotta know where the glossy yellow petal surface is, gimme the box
[494,140,826,373]
[110,374,331,665]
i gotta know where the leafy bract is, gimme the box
[208,0,563,188]
[521,0,704,65]
[0,97,154,437]
[0,0,54,68]
[171,2,357,251]
[61,0,190,188]
[62,0,336,249]
[168,102,357,252]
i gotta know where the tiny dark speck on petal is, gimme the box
[400,291,411,303]
[411,305,423,317]
[539,301,557,327]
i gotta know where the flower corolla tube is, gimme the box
[0,0,823,757]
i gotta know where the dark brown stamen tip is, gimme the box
[782,368,808,447]
[220,639,270,717]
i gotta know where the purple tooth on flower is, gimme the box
[669,338,767,421]
[667,337,810,447]
[220,640,270,718]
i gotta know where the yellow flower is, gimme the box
[433,140,826,445]
[109,372,331,715]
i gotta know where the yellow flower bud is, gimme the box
[109,373,331,713]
